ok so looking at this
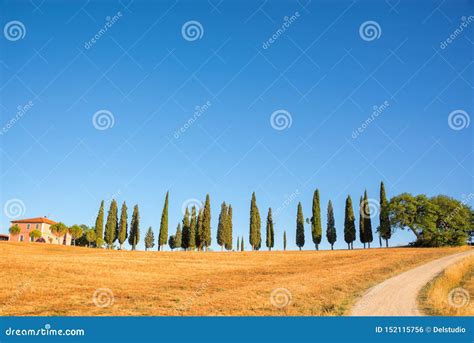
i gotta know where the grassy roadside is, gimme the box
[418,255,473,316]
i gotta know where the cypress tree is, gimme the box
[174,223,182,250]
[181,207,190,250]
[225,205,233,251]
[266,208,274,251]
[189,206,197,250]
[344,196,356,249]
[217,202,228,251]
[104,199,118,249]
[196,208,203,250]
[168,235,176,250]
[128,205,140,250]
[241,236,244,251]
[296,202,305,250]
[359,196,366,248]
[202,194,212,251]
[379,182,391,247]
[236,237,240,251]
[249,192,261,251]
[158,192,169,251]
[363,190,373,248]
[118,202,128,250]
[283,231,287,251]
[326,200,337,250]
[145,227,155,251]
[94,200,105,245]
[311,189,322,250]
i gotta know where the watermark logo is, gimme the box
[359,21,382,41]
[174,101,211,139]
[448,287,470,308]
[0,101,34,136]
[352,101,389,139]
[270,288,292,308]
[4,21,26,41]
[181,21,204,42]
[270,109,292,131]
[4,199,26,219]
[448,109,470,131]
[92,288,114,308]
[92,110,115,130]
[84,12,123,50]
[440,16,474,49]
[361,198,380,219]
[181,198,203,215]
[262,12,300,49]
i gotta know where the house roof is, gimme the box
[11,217,57,225]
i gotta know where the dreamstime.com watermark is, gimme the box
[5,324,85,337]
[0,280,31,314]
[440,16,474,49]
[352,101,389,139]
[0,101,34,135]
[274,189,300,218]
[262,12,300,49]
[174,101,211,139]
[448,287,470,308]
[270,287,292,308]
[175,279,210,314]
[84,12,123,50]
[92,288,115,308]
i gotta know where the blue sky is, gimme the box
[1,0,472,250]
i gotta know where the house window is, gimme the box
[20,235,24,242]
[36,224,39,229]
[27,224,30,230]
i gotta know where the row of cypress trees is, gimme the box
[93,182,391,251]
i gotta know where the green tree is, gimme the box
[202,195,212,251]
[50,222,68,245]
[118,202,128,250]
[236,236,240,251]
[241,236,244,251]
[283,231,287,251]
[344,196,356,249]
[196,208,203,250]
[379,182,391,247]
[94,200,105,244]
[181,207,191,250]
[168,235,176,250]
[225,205,233,251]
[362,190,374,248]
[85,229,96,247]
[359,196,366,248]
[9,224,21,235]
[266,208,274,251]
[217,202,228,251]
[174,223,182,250]
[296,202,305,250]
[249,192,261,251]
[144,227,155,251]
[189,206,197,250]
[128,205,140,250]
[311,189,322,250]
[68,225,83,246]
[158,192,169,251]
[326,200,337,250]
[29,229,42,241]
[104,199,118,249]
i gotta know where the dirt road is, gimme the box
[350,249,474,316]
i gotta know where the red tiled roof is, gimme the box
[11,217,57,225]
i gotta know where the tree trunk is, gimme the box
[331,244,334,250]
[363,243,366,249]
[385,239,389,248]
[368,242,370,248]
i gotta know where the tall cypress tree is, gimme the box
[202,194,212,251]
[196,208,203,250]
[104,199,118,249]
[344,196,356,250]
[118,201,128,250]
[359,196,366,248]
[311,189,322,250]
[363,190,373,248]
[296,202,305,251]
[236,236,240,251]
[189,206,197,250]
[225,205,233,251]
[266,208,274,251]
[128,205,140,250]
[145,227,155,251]
[181,207,190,250]
[174,223,182,250]
[241,236,244,251]
[379,182,391,247]
[326,200,337,250]
[217,202,228,251]
[249,192,261,251]
[94,200,105,246]
[283,231,287,251]
[158,192,169,251]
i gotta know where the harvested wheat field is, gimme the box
[0,242,468,316]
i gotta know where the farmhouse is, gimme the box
[8,217,72,245]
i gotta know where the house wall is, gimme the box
[9,222,72,245]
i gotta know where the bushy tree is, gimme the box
[249,192,261,251]
[344,196,356,249]
[85,229,96,247]
[29,229,42,241]
[266,208,274,251]
[145,227,155,251]
[158,192,169,251]
[50,222,68,244]
[168,235,176,250]
[128,205,140,250]
[118,202,128,250]
[326,200,337,250]
[9,224,21,235]
[68,225,83,246]
[94,200,105,243]
[296,202,305,250]
[104,199,118,249]
[311,189,322,250]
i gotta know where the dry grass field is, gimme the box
[419,255,473,316]
[0,242,468,316]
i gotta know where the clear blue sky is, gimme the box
[1,0,472,250]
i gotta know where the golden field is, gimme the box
[419,255,473,316]
[0,242,469,316]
